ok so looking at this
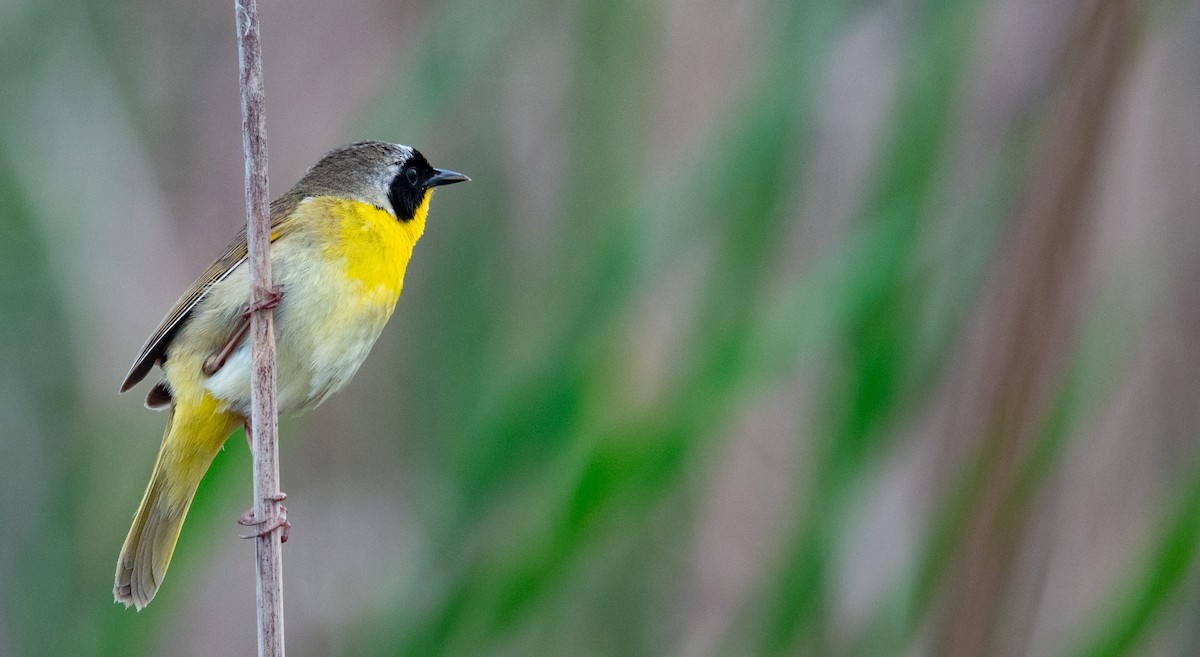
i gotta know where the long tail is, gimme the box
[114,394,241,610]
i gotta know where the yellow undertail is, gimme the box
[114,394,240,610]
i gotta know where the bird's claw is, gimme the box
[202,286,283,377]
[238,493,290,543]
[242,285,283,319]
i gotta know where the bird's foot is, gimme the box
[238,492,290,543]
[242,285,283,319]
[201,286,283,376]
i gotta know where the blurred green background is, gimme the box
[2,0,1199,655]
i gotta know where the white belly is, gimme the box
[204,317,387,415]
[201,239,399,416]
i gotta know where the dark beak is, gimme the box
[425,168,470,188]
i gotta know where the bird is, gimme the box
[113,141,468,610]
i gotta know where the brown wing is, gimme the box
[119,230,249,392]
[119,195,305,393]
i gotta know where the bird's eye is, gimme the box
[405,167,419,186]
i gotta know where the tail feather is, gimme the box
[115,397,240,610]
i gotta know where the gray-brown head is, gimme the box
[280,141,468,222]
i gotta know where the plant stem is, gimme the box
[234,0,284,655]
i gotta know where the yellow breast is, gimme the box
[315,195,428,297]
[277,195,431,409]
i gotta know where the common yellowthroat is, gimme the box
[114,141,467,610]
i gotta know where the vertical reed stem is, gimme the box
[233,0,284,655]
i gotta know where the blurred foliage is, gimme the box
[2,0,1200,656]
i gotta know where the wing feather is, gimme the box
[120,195,304,393]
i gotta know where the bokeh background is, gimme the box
[2,0,1199,655]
